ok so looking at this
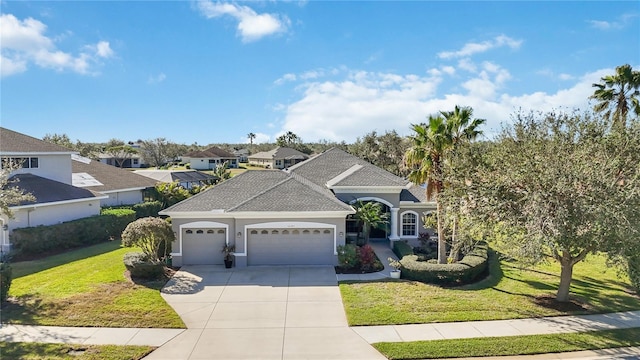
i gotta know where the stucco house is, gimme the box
[247,147,309,169]
[160,148,434,267]
[72,154,158,206]
[0,128,106,252]
[182,147,238,170]
[134,169,217,189]
[97,152,146,168]
[233,149,249,163]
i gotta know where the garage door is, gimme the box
[182,228,226,265]
[247,228,335,266]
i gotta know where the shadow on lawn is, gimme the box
[1,294,44,325]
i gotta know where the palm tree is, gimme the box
[591,64,640,129]
[353,200,389,244]
[247,133,256,145]
[404,106,485,264]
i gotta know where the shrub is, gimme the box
[393,241,414,259]
[10,210,136,260]
[399,242,489,285]
[102,201,163,219]
[337,244,359,268]
[358,244,377,271]
[0,261,12,303]
[121,217,174,263]
[123,252,164,279]
[628,255,640,293]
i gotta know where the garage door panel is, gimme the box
[248,228,334,266]
[182,228,226,265]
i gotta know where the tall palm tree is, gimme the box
[247,133,256,145]
[353,200,389,244]
[404,106,485,264]
[591,64,640,129]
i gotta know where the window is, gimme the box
[1,157,38,169]
[30,157,39,168]
[401,212,417,237]
[275,160,282,166]
[133,159,139,165]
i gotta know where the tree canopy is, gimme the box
[0,162,35,218]
[591,64,640,129]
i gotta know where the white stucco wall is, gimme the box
[9,154,73,184]
[101,190,144,206]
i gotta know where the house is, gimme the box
[182,147,238,170]
[134,169,217,189]
[233,149,249,163]
[0,128,106,252]
[247,147,309,169]
[97,152,145,168]
[72,154,158,206]
[159,148,434,267]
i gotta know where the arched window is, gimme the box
[272,230,279,234]
[261,230,269,234]
[282,230,290,235]
[401,212,418,237]
[323,229,331,234]
[207,229,214,234]
[250,230,258,235]
[196,229,204,234]
[185,229,193,234]
[302,229,310,234]
[217,229,225,234]
[313,229,321,234]
[292,229,300,235]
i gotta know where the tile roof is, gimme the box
[72,156,158,192]
[6,174,101,206]
[248,147,309,160]
[185,147,236,158]
[287,148,409,188]
[0,127,75,154]
[163,170,352,213]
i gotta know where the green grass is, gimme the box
[373,328,640,359]
[0,342,154,360]
[340,251,640,325]
[4,241,185,328]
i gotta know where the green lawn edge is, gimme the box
[0,342,154,360]
[373,327,640,359]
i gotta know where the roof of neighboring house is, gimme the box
[6,173,102,206]
[287,148,409,188]
[72,155,157,192]
[163,170,353,213]
[0,127,75,154]
[248,147,309,161]
[184,147,236,159]
[134,170,217,184]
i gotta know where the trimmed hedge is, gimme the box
[393,241,414,259]
[400,242,489,285]
[10,209,136,260]
[123,252,164,279]
[102,201,163,219]
[0,262,11,303]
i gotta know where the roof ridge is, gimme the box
[290,172,353,210]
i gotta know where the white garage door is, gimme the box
[247,228,335,266]
[182,228,226,265]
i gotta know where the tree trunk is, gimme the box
[437,199,447,264]
[556,257,574,302]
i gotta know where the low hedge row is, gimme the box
[393,241,414,259]
[123,252,164,279]
[10,209,136,260]
[400,242,489,285]
[102,201,163,219]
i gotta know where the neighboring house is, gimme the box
[160,148,434,267]
[134,169,217,189]
[72,154,158,206]
[247,147,309,169]
[233,149,249,163]
[182,147,238,170]
[98,153,145,168]
[0,128,106,252]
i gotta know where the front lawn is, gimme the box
[4,241,185,328]
[340,251,640,325]
[373,328,640,359]
[0,342,153,360]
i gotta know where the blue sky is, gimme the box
[1,1,638,145]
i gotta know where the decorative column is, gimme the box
[389,208,400,247]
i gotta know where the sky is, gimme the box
[1,1,639,145]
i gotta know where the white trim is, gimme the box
[389,208,400,240]
[0,218,6,248]
[9,196,107,210]
[333,186,407,194]
[400,210,419,238]
[100,187,148,194]
[325,164,363,187]
[161,210,354,219]
[240,221,338,257]
[348,197,394,208]
[400,201,436,207]
[0,151,77,156]
[172,221,229,257]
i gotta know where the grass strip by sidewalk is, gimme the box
[0,342,154,360]
[373,327,640,359]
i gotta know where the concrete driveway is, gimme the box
[145,266,384,360]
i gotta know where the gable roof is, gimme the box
[248,147,309,160]
[133,170,217,184]
[0,127,75,154]
[72,155,157,192]
[6,173,102,206]
[162,170,353,213]
[185,147,236,159]
[287,148,409,188]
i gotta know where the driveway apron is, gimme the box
[146,266,384,360]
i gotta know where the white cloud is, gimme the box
[458,58,477,72]
[589,13,637,30]
[537,68,575,81]
[273,66,609,143]
[438,34,522,59]
[0,13,113,77]
[196,0,290,42]
[243,132,271,144]
[148,72,167,84]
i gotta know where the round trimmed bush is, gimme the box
[123,252,164,279]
